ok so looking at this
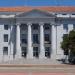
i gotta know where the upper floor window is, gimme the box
[33,34,39,44]
[4,25,8,30]
[3,47,8,55]
[44,23,50,30]
[63,24,68,31]
[4,34,8,42]
[44,34,50,43]
[32,24,39,30]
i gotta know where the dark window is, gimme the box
[33,47,39,58]
[21,39,27,44]
[4,34,8,42]
[63,24,68,31]
[21,34,27,44]
[44,23,50,30]
[63,34,68,40]
[21,47,27,57]
[73,24,75,29]
[45,34,50,43]
[21,24,27,30]
[3,47,8,55]
[45,47,50,58]
[33,24,38,30]
[33,34,39,44]
[4,25,8,30]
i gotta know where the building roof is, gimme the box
[0,6,75,12]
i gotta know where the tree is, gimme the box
[61,30,75,55]
[61,30,75,63]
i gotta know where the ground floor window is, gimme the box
[45,47,50,58]
[21,47,27,58]
[33,47,39,58]
[3,47,8,55]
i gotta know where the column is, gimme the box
[51,25,56,59]
[27,23,33,59]
[16,23,21,58]
[10,25,14,60]
[39,22,45,59]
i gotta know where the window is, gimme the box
[32,24,38,30]
[4,25,8,30]
[63,24,68,31]
[4,34,8,42]
[63,34,68,40]
[3,47,8,55]
[21,24,27,30]
[73,24,75,29]
[33,34,39,44]
[45,47,50,58]
[44,34,50,43]
[21,39,27,44]
[21,34,27,44]
[21,47,27,57]
[44,23,50,30]
[33,47,39,58]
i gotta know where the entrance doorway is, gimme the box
[21,47,27,58]
[45,47,51,58]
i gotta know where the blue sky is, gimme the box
[0,0,75,7]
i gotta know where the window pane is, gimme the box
[4,34,8,42]
[63,24,68,31]
[45,34,50,43]
[32,24,38,30]
[21,47,27,57]
[3,47,8,55]
[33,34,39,43]
[4,25,8,30]
[73,24,75,29]
[33,47,39,57]
[45,47,50,58]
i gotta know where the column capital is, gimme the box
[27,22,32,26]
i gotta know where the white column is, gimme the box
[16,23,21,58]
[39,23,45,59]
[51,25,56,59]
[27,23,33,59]
[10,25,14,60]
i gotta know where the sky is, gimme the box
[0,0,75,7]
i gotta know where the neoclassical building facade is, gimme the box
[0,6,75,62]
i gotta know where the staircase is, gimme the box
[0,58,61,65]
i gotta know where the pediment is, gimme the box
[16,9,56,18]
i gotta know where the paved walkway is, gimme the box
[0,73,74,75]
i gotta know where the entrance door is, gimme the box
[33,47,39,58]
[45,47,50,58]
[21,47,27,58]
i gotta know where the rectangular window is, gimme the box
[63,24,68,31]
[32,24,39,30]
[44,34,50,43]
[73,24,75,29]
[44,23,50,30]
[3,47,8,55]
[33,47,39,58]
[63,34,68,40]
[45,47,50,58]
[4,34,8,42]
[21,47,27,57]
[4,25,8,30]
[33,34,39,44]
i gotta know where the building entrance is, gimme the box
[21,47,27,58]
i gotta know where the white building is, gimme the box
[0,6,75,62]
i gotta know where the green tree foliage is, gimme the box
[61,30,75,55]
